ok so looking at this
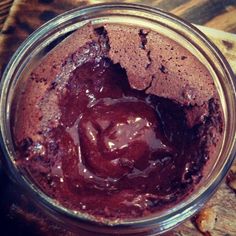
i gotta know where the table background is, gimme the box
[0,0,236,235]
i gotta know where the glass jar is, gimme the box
[0,3,235,235]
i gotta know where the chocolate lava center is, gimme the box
[78,97,170,178]
[55,58,199,196]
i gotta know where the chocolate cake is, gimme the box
[12,24,223,221]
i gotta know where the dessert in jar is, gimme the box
[12,23,223,221]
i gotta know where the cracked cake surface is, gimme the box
[12,24,223,221]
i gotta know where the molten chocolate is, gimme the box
[12,24,223,221]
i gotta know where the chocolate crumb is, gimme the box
[159,64,168,74]
[19,138,33,152]
[226,164,236,193]
[139,29,148,49]
[194,207,217,235]
[222,40,233,50]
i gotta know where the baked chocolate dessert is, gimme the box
[12,24,223,221]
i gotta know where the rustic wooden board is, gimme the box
[0,0,235,235]
[0,0,13,31]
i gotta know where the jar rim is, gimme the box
[0,2,236,233]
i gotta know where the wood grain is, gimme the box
[2,0,236,33]
[0,0,13,30]
[0,0,235,236]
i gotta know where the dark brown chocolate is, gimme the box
[12,24,223,221]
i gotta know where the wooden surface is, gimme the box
[0,0,235,236]
[0,0,13,31]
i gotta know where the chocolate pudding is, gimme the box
[12,24,223,221]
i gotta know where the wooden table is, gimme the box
[0,1,235,236]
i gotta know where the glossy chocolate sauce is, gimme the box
[16,58,206,219]
[13,24,223,220]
